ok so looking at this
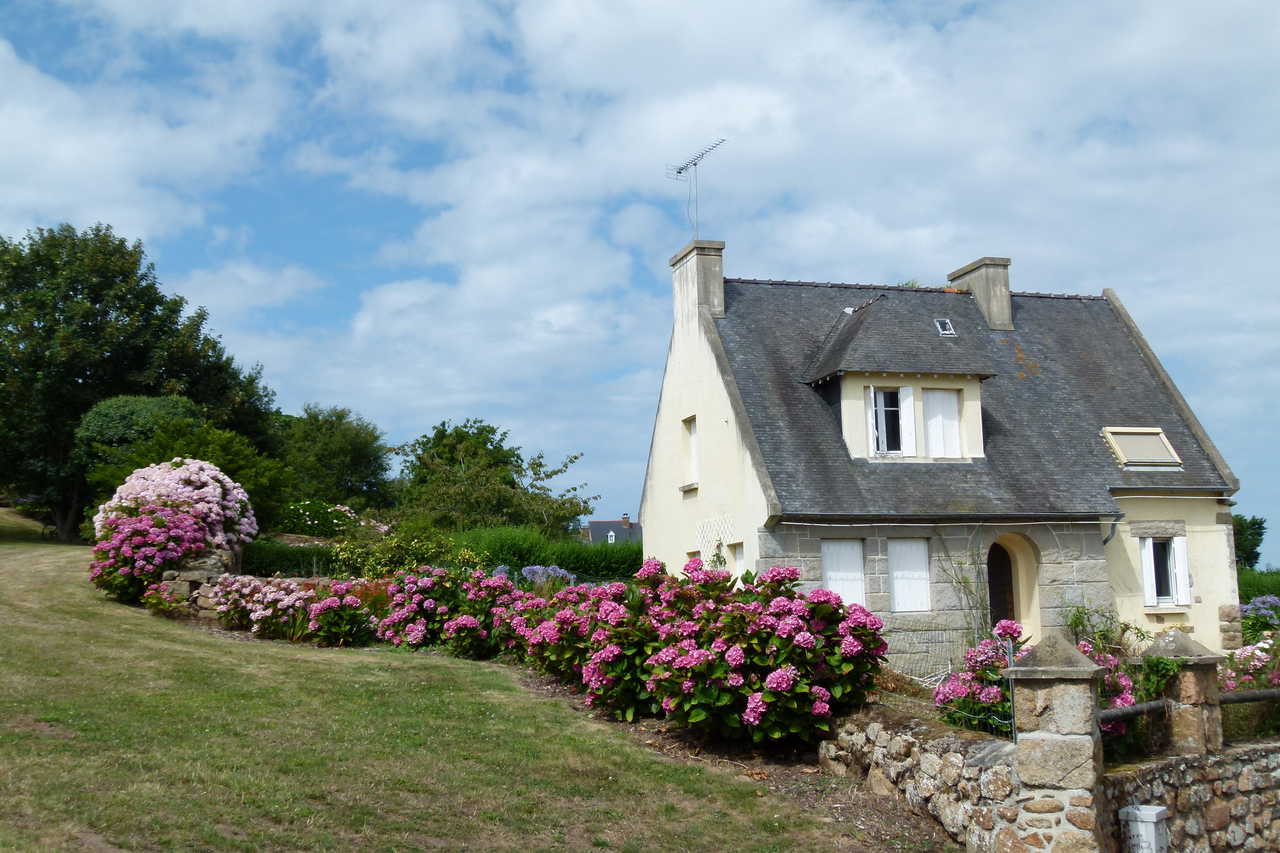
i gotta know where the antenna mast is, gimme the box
[666,137,726,240]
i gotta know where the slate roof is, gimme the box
[716,278,1232,519]
[587,520,643,544]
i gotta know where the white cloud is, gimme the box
[171,261,326,319]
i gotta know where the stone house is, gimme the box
[639,240,1240,673]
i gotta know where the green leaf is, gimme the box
[688,708,708,723]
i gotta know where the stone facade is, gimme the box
[1102,744,1280,851]
[759,521,1114,674]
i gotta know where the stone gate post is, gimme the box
[1001,633,1109,852]
[1142,629,1225,756]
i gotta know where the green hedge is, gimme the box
[452,525,642,581]
[1239,569,1280,604]
[241,538,338,578]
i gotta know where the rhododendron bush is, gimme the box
[94,457,257,549]
[89,505,208,603]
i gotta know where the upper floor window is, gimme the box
[869,387,916,455]
[923,389,962,458]
[1103,427,1180,468]
[681,415,699,488]
[1140,535,1190,607]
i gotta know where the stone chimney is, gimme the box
[947,257,1013,330]
[670,240,725,328]
[621,513,631,528]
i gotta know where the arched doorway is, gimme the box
[987,543,1015,626]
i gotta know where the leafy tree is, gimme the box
[89,417,293,533]
[277,404,391,508]
[396,418,596,536]
[0,223,277,540]
[1234,514,1267,570]
[73,395,200,468]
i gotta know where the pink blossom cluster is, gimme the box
[94,458,257,550]
[89,505,209,603]
[1075,640,1136,733]
[1219,638,1280,692]
[934,621,1026,736]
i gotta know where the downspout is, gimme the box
[1101,513,1124,546]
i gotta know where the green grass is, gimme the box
[0,538,879,852]
[0,507,46,543]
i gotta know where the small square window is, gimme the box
[934,318,956,337]
[1102,427,1180,467]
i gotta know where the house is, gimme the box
[584,514,643,545]
[639,240,1240,673]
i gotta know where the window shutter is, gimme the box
[1140,537,1157,607]
[888,538,930,611]
[1172,535,1191,606]
[865,385,876,455]
[924,389,962,457]
[821,540,866,606]
[898,386,916,456]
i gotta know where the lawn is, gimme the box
[0,533,943,852]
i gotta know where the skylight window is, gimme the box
[1102,427,1181,467]
[934,318,956,337]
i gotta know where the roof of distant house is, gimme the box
[586,519,643,543]
[715,278,1233,520]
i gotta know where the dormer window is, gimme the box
[1102,427,1180,467]
[934,318,956,337]
[873,388,902,454]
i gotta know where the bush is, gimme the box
[205,575,383,645]
[934,621,1026,736]
[241,538,338,577]
[89,505,208,603]
[453,525,641,581]
[307,581,378,647]
[141,581,190,618]
[331,533,458,578]
[277,501,359,537]
[1239,569,1280,605]
[1241,596,1280,644]
[94,457,257,550]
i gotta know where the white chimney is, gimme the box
[670,240,725,330]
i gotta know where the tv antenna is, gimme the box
[666,137,726,240]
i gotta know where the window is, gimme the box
[1102,427,1180,467]
[607,531,616,544]
[682,415,698,487]
[934,318,956,337]
[867,386,916,455]
[1140,536,1190,607]
[923,389,962,457]
[728,542,744,573]
[888,538,931,612]
[821,540,865,606]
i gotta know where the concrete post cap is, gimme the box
[1142,628,1225,665]
[1003,633,1103,681]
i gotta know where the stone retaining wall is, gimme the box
[1102,742,1280,851]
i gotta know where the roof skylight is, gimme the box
[934,318,956,337]
[1101,427,1181,467]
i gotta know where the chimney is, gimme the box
[670,240,725,327]
[621,513,631,528]
[947,257,1013,330]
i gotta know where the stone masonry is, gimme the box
[758,521,1113,675]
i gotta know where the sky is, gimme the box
[2,1,1277,565]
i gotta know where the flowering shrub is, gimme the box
[375,568,466,648]
[141,581,189,618]
[245,579,316,641]
[1219,638,1280,692]
[520,564,575,588]
[89,505,208,603]
[308,581,377,646]
[1241,596,1280,644]
[94,458,257,550]
[279,500,359,537]
[1074,639,1137,733]
[934,621,1027,736]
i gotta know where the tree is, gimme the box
[73,395,200,468]
[88,417,292,533]
[395,418,596,536]
[0,223,277,540]
[1234,514,1267,570]
[277,404,391,508]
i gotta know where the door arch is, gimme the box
[987,542,1015,626]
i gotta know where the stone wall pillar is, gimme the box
[1002,633,1109,852]
[1142,629,1225,756]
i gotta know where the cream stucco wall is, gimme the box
[639,247,771,575]
[839,373,985,461]
[1105,495,1238,649]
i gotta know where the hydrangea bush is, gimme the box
[1219,638,1280,692]
[1074,639,1137,733]
[934,620,1026,736]
[89,505,209,603]
[94,458,257,550]
[141,580,190,617]
[206,575,382,646]
[1241,596,1280,644]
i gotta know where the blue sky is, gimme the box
[2,1,1277,565]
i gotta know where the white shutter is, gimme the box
[924,389,962,457]
[898,386,916,457]
[821,540,866,606]
[888,538,930,611]
[865,385,876,455]
[1172,535,1191,606]
[1140,537,1158,607]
